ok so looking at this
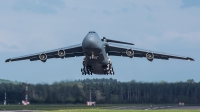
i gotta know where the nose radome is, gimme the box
[84,36,97,48]
[82,35,101,50]
[88,36,96,45]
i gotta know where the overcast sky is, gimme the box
[0,0,199,84]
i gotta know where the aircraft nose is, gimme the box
[82,36,101,50]
[87,36,95,45]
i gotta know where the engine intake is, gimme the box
[58,50,65,57]
[39,53,47,62]
[146,52,154,61]
[126,49,134,58]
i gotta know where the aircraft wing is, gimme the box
[5,44,84,62]
[107,44,194,61]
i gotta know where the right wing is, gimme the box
[5,44,84,62]
[106,43,194,61]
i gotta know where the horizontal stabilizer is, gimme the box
[102,37,134,45]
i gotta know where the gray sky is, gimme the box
[0,0,199,84]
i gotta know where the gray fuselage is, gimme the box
[82,32,111,74]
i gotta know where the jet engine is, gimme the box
[58,50,65,58]
[126,49,134,58]
[146,52,154,61]
[39,53,47,62]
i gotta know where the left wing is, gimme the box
[6,44,84,62]
[106,43,194,61]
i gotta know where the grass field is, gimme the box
[0,104,200,112]
[0,104,95,110]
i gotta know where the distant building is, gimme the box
[22,100,30,105]
[179,102,184,106]
[86,101,95,106]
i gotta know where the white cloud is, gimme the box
[13,0,65,14]
[0,0,199,83]
[181,0,200,8]
[0,0,199,53]
[161,31,200,43]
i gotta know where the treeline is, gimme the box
[0,78,199,104]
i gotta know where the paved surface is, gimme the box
[1,105,200,111]
[109,105,200,110]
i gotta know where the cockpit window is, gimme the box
[89,31,96,33]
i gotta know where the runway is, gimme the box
[108,105,200,110]
[1,105,200,111]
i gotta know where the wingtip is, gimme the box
[187,57,194,61]
[5,59,12,62]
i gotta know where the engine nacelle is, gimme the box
[58,50,65,58]
[39,53,47,62]
[126,49,134,58]
[146,52,154,61]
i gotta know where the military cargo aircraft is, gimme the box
[5,31,194,75]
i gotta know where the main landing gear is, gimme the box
[81,67,93,75]
[103,67,115,75]
[81,65,115,75]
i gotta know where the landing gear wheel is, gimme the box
[87,70,90,75]
[109,71,112,75]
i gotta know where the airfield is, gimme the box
[1,104,200,112]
